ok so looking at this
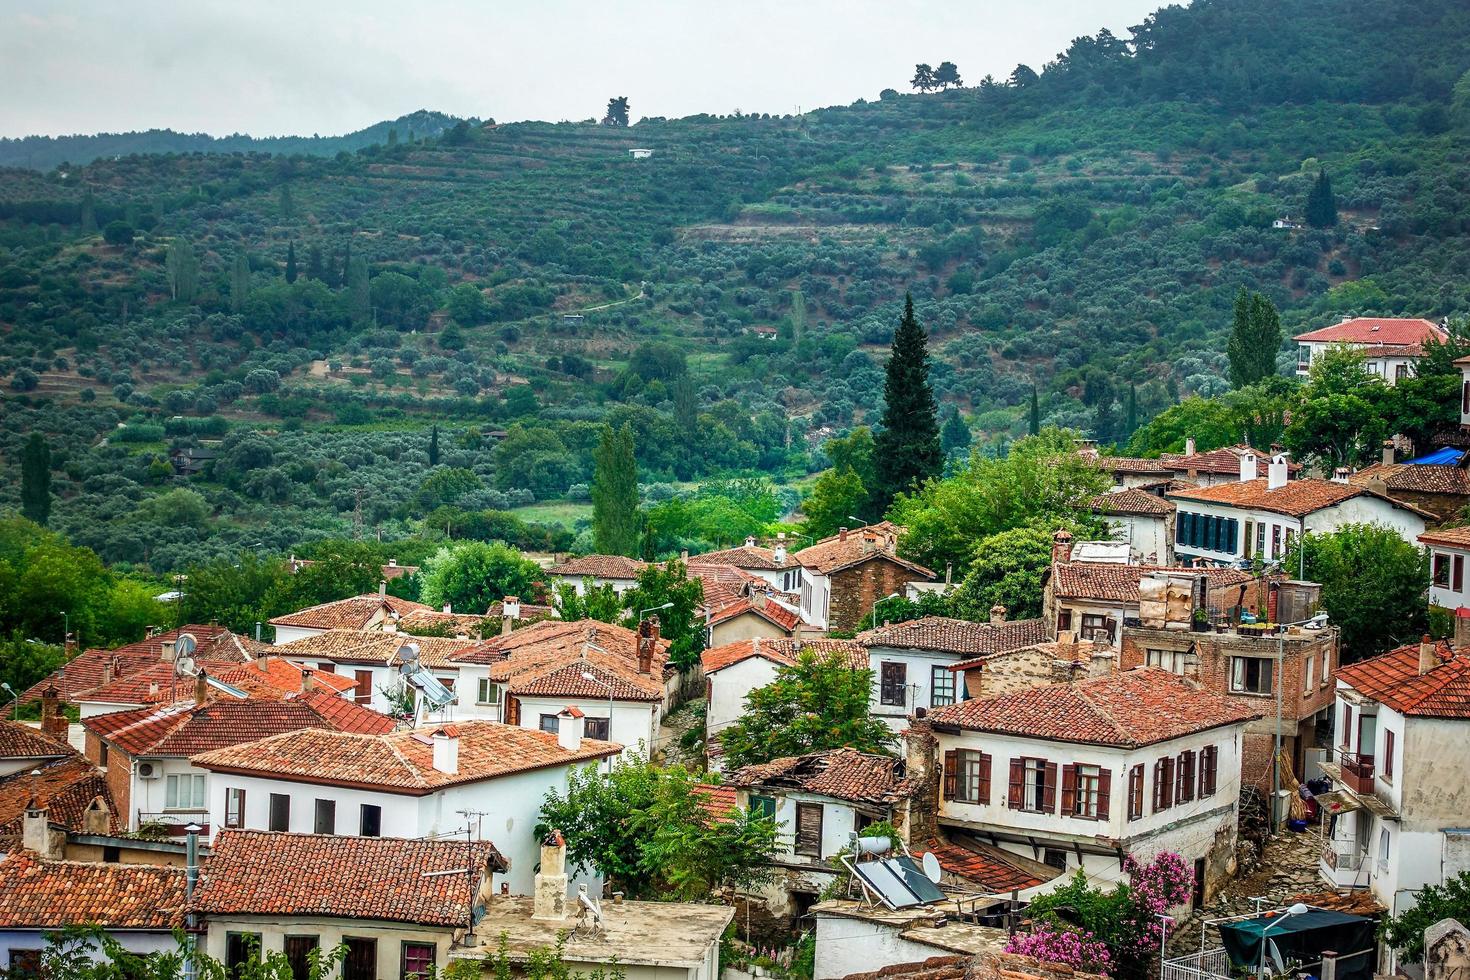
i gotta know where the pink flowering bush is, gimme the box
[1005,923,1114,975]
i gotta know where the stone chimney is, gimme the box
[752,590,769,610]
[194,670,209,705]
[637,617,659,675]
[431,725,460,774]
[1383,441,1395,466]
[1268,452,1290,490]
[101,658,117,687]
[160,639,176,663]
[990,604,1007,625]
[300,668,316,694]
[39,685,67,741]
[378,580,387,596]
[1051,530,1074,566]
[1185,436,1197,457]
[82,795,111,834]
[503,597,520,621]
[1240,452,1257,482]
[901,719,939,844]
[388,559,398,569]
[533,830,569,920]
[1419,635,1438,676]
[839,526,849,542]
[1332,467,1351,483]
[22,796,63,859]
[556,706,585,752]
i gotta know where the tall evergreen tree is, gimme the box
[279,182,294,221]
[346,255,370,326]
[428,425,440,466]
[338,241,352,290]
[20,432,51,526]
[165,237,199,303]
[940,411,972,454]
[1125,383,1139,438]
[285,242,297,284]
[1305,169,1338,228]
[306,244,323,282]
[672,375,698,444]
[1029,384,1041,436]
[79,191,97,234]
[230,250,251,314]
[592,424,639,556]
[873,294,942,512]
[1226,288,1283,388]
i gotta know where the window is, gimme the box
[930,666,956,707]
[8,950,42,980]
[476,679,501,705]
[1042,849,1069,871]
[401,943,435,980]
[1080,614,1114,644]
[1303,655,1315,694]
[284,937,320,980]
[1299,345,1312,366]
[1243,520,1255,559]
[1396,363,1409,382]
[1008,758,1057,813]
[1272,525,1282,558]
[539,714,560,733]
[1463,379,1469,415]
[1146,649,1196,676]
[1178,514,1239,554]
[102,845,121,862]
[750,795,776,819]
[1062,764,1110,820]
[1199,745,1219,797]
[1439,553,1458,587]
[1457,556,1465,593]
[354,670,374,705]
[1153,756,1175,812]
[1257,522,1266,557]
[269,793,290,832]
[360,804,382,837]
[224,787,246,828]
[314,799,336,835]
[584,716,610,741]
[944,750,992,804]
[1383,729,1396,780]
[1057,609,1073,632]
[1230,656,1274,695]
[1176,750,1196,804]
[1341,703,1354,748]
[166,772,206,809]
[879,662,907,707]
[344,939,377,980]
[99,743,108,767]
[794,802,823,857]
[1127,764,1145,821]
[226,933,263,979]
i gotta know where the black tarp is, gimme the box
[1218,909,1376,980]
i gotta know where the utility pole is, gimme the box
[456,808,490,939]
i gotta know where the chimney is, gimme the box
[945,562,953,586]
[637,617,659,675]
[378,580,387,596]
[160,639,176,663]
[752,590,769,609]
[82,795,111,834]
[442,603,452,614]
[1051,530,1074,566]
[300,667,316,693]
[1419,635,1438,675]
[680,549,689,562]
[102,658,117,687]
[1382,441,1395,466]
[194,669,209,705]
[148,681,159,698]
[1240,452,1257,482]
[39,685,66,741]
[745,536,757,548]
[388,559,398,568]
[1185,436,1197,457]
[533,830,569,920]
[503,596,520,621]
[431,726,460,774]
[990,604,1007,625]
[1332,467,1351,484]
[556,706,585,752]
[22,795,63,859]
[839,526,849,542]
[1268,452,1289,490]
[774,543,787,567]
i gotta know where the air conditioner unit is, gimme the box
[137,762,161,779]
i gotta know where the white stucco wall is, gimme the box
[126,756,211,830]
[202,914,454,979]
[760,791,861,863]
[1426,543,1470,612]
[512,696,656,761]
[1303,497,1425,548]
[812,914,962,980]
[706,658,781,745]
[801,573,832,630]
[273,624,326,646]
[2,930,178,970]
[1103,514,1172,565]
[866,646,962,731]
[549,574,638,597]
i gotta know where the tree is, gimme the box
[101,220,133,246]
[279,182,295,221]
[554,580,624,624]
[911,64,936,93]
[619,561,705,669]
[1030,384,1041,436]
[20,433,51,527]
[602,97,630,127]
[346,254,370,326]
[1285,524,1428,663]
[1382,869,1470,964]
[164,237,199,303]
[592,424,639,556]
[719,650,893,769]
[941,412,972,454]
[284,241,297,283]
[949,520,1086,621]
[873,294,943,513]
[1283,346,1387,468]
[419,542,543,614]
[428,425,441,466]
[1009,64,1039,87]
[1305,169,1338,228]
[825,425,878,517]
[933,61,963,90]
[1226,289,1283,389]
[801,467,868,540]
[1124,383,1139,438]
[230,250,251,313]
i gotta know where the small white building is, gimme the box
[269,593,434,645]
[1089,488,1175,565]
[1421,526,1470,644]
[793,525,935,632]
[690,538,799,591]
[545,555,647,598]
[274,629,491,716]
[629,148,654,160]
[1294,317,1447,383]
[925,667,1257,903]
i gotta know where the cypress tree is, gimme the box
[873,294,942,512]
[347,256,370,326]
[1029,384,1041,436]
[592,424,640,556]
[285,242,297,284]
[20,433,51,527]
[1125,384,1139,438]
[279,182,294,221]
[306,244,324,282]
[940,411,971,454]
[429,425,440,466]
[80,191,97,234]
[230,251,251,313]
[1305,169,1337,229]
[1227,288,1282,388]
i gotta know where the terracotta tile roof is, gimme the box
[916,837,1047,893]
[688,563,767,590]
[1169,477,1430,520]
[397,609,493,637]
[0,720,74,761]
[1093,456,1171,475]
[193,830,504,926]
[949,637,1104,673]
[1049,562,1255,604]
[0,757,117,846]
[694,783,738,822]
[276,629,494,669]
[1164,445,1296,477]
[858,617,1048,656]
[286,688,400,734]
[12,626,243,708]
[1354,463,1470,496]
[728,748,911,804]
[546,555,648,579]
[509,660,664,702]
[702,638,867,673]
[1336,640,1470,718]
[928,667,1261,747]
[485,601,557,620]
[691,545,787,571]
[1293,317,1446,347]
[288,557,419,581]
[459,620,671,700]
[706,595,802,633]
[0,851,187,929]
[1420,526,1470,548]
[214,656,359,697]
[268,594,432,630]
[1089,487,1175,517]
[191,719,621,793]
[795,528,934,579]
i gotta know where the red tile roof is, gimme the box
[1420,526,1470,549]
[192,830,505,927]
[728,748,911,804]
[795,528,934,578]
[1093,456,1171,475]
[510,660,664,702]
[286,688,400,734]
[1049,563,1255,604]
[268,594,432,630]
[917,837,1048,893]
[0,720,74,761]
[0,851,187,929]
[1355,463,1470,496]
[0,757,117,846]
[1163,445,1292,477]
[1089,488,1175,517]
[191,719,621,793]
[1169,477,1430,519]
[692,545,788,571]
[857,617,1048,656]
[706,595,802,633]
[694,783,739,822]
[701,638,867,674]
[928,667,1261,747]
[1293,317,1446,347]
[687,563,767,591]
[214,657,359,697]
[1336,640,1470,718]
[459,619,671,701]
[12,626,244,708]
[276,629,493,669]
[841,951,1106,980]
[547,555,648,579]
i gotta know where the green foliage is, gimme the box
[1305,169,1338,228]
[416,466,483,513]
[592,424,640,557]
[1283,346,1388,468]
[801,468,869,541]
[0,632,67,696]
[555,579,625,624]
[949,519,1091,621]
[873,295,942,513]
[1226,290,1282,389]
[20,432,50,526]
[419,541,543,614]
[619,560,706,669]
[1285,524,1428,663]
[719,650,892,769]
[1381,869,1470,963]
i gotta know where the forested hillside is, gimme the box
[3,0,1470,572]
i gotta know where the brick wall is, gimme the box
[101,745,133,828]
[970,645,1116,699]
[828,556,920,632]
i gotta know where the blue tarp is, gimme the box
[1405,447,1466,465]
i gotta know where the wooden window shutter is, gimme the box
[1042,761,1058,813]
[1201,745,1218,797]
[1060,764,1078,817]
[1007,758,1024,809]
[978,753,992,805]
[1128,764,1144,821]
[1456,556,1464,592]
[1097,768,1112,820]
[942,750,958,801]
[1057,610,1072,631]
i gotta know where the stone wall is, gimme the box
[829,556,922,632]
[969,641,1116,699]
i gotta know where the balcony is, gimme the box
[136,811,209,836]
[1319,753,1398,820]
[1339,752,1375,795]
[1319,837,1369,889]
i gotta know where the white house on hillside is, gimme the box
[1294,316,1447,383]
[1089,488,1175,565]
[269,594,433,645]
[544,555,647,597]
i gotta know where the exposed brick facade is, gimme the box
[963,643,1117,699]
[1119,625,1338,789]
[828,556,921,632]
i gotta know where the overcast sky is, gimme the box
[0,0,1168,139]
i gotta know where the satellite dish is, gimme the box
[921,851,942,884]
[176,656,197,677]
[1266,940,1286,976]
[175,633,197,659]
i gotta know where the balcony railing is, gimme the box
[1339,752,1375,795]
[136,811,209,835]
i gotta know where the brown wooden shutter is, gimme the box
[1128,764,1144,821]
[978,753,992,805]
[1060,764,1078,817]
[1007,758,1024,809]
[1201,745,1218,797]
[1097,768,1112,820]
[1058,610,1072,631]
[1042,761,1058,812]
[942,750,958,801]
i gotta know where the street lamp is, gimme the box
[59,611,68,647]
[579,671,616,774]
[847,515,872,528]
[0,683,16,708]
[639,602,674,621]
[1257,903,1309,977]
[870,592,902,630]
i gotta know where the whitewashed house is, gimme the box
[1294,317,1447,383]
[190,718,620,894]
[1089,488,1175,565]
[690,538,800,591]
[1168,453,1430,566]
[1421,527,1470,644]
[273,630,491,716]
[545,555,647,597]
[925,667,1257,903]
[268,593,433,645]
[793,525,935,632]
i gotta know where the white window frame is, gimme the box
[1146,648,1196,676]
[165,772,206,810]
[476,679,501,705]
[1230,656,1274,695]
